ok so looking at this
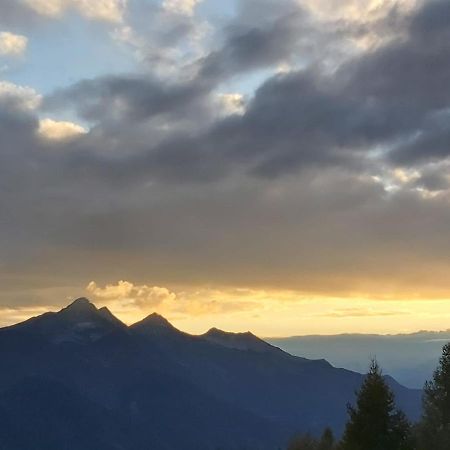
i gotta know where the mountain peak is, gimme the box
[72,297,91,304]
[63,297,97,313]
[143,312,172,326]
[130,313,180,336]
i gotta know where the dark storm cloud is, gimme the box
[208,70,382,177]
[40,70,367,184]
[346,23,450,112]
[344,0,450,164]
[39,68,380,183]
[409,0,450,39]
[38,0,450,182]
[195,0,353,86]
[414,169,450,193]
[0,94,41,198]
[226,0,450,171]
[2,0,450,305]
[393,125,450,165]
[198,11,303,83]
[45,76,209,123]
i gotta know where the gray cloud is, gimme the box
[0,1,39,27]
[2,0,450,309]
[198,10,304,83]
[39,0,450,182]
[45,75,209,123]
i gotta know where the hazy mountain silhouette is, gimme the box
[268,332,450,388]
[0,298,422,450]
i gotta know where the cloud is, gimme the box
[319,308,411,318]
[41,0,450,182]
[413,165,450,193]
[195,2,314,84]
[0,81,41,110]
[86,280,176,309]
[0,31,28,56]
[216,93,246,116]
[22,0,66,18]
[86,281,261,320]
[111,0,210,81]
[2,0,450,314]
[45,75,209,125]
[299,0,420,48]
[162,0,202,16]
[22,0,127,22]
[301,0,420,27]
[37,118,87,142]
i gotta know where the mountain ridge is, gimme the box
[0,298,423,450]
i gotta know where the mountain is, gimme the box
[268,331,450,388]
[0,299,422,450]
[6,297,126,344]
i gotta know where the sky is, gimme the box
[1,0,450,336]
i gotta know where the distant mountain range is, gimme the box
[268,331,450,389]
[0,298,422,450]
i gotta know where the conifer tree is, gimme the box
[287,428,335,450]
[318,427,335,450]
[418,342,450,449]
[339,359,412,450]
[287,434,318,450]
